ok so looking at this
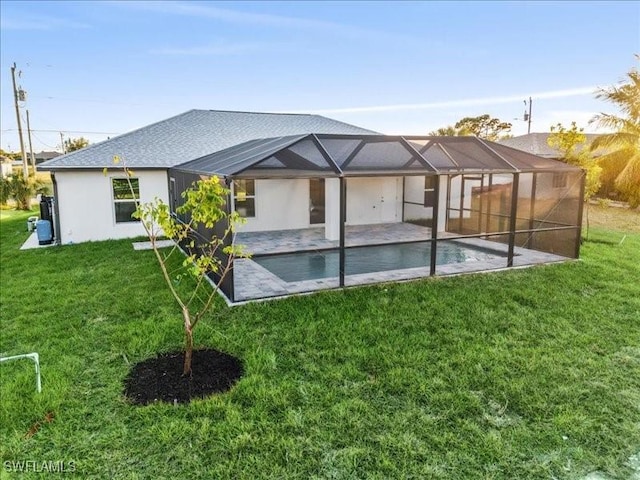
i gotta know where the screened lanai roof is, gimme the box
[172,134,582,178]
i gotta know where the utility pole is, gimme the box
[10,62,28,177]
[523,97,533,134]
[26,110,36,173]
[60,132,66,154]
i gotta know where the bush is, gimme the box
[0,176,10,206]
[8,172,33,210]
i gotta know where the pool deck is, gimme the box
[235,222,433,255]
[232,223,568,302]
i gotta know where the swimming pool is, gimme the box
[253,241,508,283]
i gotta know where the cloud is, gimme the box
[150,41,285,56]
[117,0,411,43]
[297,87,599,115]
[0,16,90,30]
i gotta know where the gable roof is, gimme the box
[35,151,62,161]
[39,109,376,170]
[172,134,582,178]
[498,132,601,158]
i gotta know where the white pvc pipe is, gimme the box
[0,352,41,393]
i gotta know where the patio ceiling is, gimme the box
[172,133,583,178]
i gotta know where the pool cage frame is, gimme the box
[169,134,585,303]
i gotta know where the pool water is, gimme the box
[253,241,507,283]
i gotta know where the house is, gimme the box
[41,110,584,303]
[498,132,601,159]
[34,151,62,164]
[1,156,12,178]
[39,109,374,244]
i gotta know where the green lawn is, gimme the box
[1,208,639,479]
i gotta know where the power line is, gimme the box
[2,128,121,135]
[30,131,59,150]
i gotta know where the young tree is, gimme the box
[590,58,640,207]
[428,125,470,136]
[115,158,246,376]
[64,137,89,153]
[548,122,602,201]
[548,122,602,239]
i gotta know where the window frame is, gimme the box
[111,177,140,224]
[233,179,256,218]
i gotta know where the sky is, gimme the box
[1,0,638,153]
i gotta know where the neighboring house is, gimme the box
[34,151,62,164]
[40,110,585,303]
[498,132,601,159]
[1,156,12,178]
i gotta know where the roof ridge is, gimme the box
[193,109,324,117]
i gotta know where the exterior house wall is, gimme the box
[346,177,402,225]
[54,169,168,244]
[237,177,404,234]
[403,175,432,222]
[238,179,310,232]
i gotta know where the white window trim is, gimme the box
[111,176,140,225]
[232,179,256,218]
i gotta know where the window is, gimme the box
[424,175,437,207]
[234,179,255,218]
[112,178,140,223]
[169,178,177,213]
[552,172,568,189]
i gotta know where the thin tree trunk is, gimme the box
[182,307,194,376]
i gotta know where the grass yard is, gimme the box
[1,208,639,479]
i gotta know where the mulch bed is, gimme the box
[123,349,243,405]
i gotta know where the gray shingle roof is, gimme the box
[498,132,600,158]
[39,109,377,170]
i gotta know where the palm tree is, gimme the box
[590,58,640,207]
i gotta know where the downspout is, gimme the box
[51,172,62,245]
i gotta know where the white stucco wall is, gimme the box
[238,178,310,232]
[346,177,402,225]
[54,169,169,244]
[403,175,433,223]
[236,177,404,234]
[325,178,341,240]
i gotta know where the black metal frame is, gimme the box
[166,134,585,303]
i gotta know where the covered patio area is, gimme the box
[169,133,584,303]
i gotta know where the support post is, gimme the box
[527,172,537,248]
[507,173,520,267]
[485,174,493,233]
[430,175,440,276]
[575,171,586,258]
[339,176,346,287]
[26,110,36,173]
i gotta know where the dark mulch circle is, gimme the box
[123,349,243,405]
